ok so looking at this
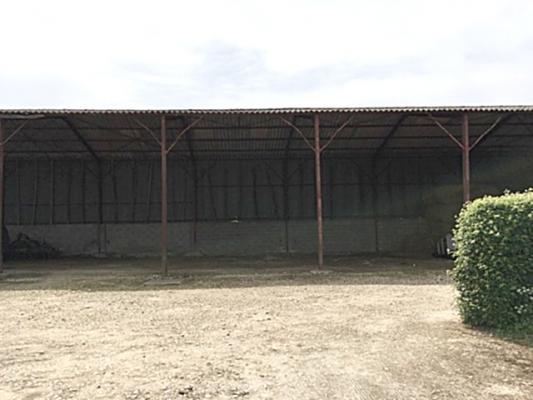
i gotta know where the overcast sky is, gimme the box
[1,0,532,108]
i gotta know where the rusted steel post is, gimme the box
[283,126,294,253]
[97,161,104,254]
[160,115,168,274]
[49,160,54,225]
[282,157,290,253]
[192,176,198,246]
[314,114,324,268]
[0,119,4,272]
[462,113,471,203]
[185,133,198,247]
[370,161,379,253]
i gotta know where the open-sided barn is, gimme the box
[0,106,532,272]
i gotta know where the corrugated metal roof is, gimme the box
[1,105,533,116]
[2,106,533,160]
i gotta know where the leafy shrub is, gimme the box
[452,190,533,329]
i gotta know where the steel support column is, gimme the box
[97,162,104,254]
[186,133,198,247]
[282,157,290,253]
[160,116,168,274]
[428,112,491,204]
[282,119,295,254]
[0,119,4,273]
[191,168,198,246]
[370,163,379,253]
[313,114,324,268]
[281,113,353,268]
[462,113,471,203]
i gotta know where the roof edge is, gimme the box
[1,105,532,117]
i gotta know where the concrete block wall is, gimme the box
[7,224,100,255]
[195,220,286,255]
[104,223,190,256]
[4,153,531,259]
[324,219,377,254]
[377,218,431,253]
[7,216,431,257]
[288,219,377,254]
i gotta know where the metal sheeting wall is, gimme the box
[4,154,531,228]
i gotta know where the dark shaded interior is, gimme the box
[0,107,532,266]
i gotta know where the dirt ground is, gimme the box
[0,256,531,400]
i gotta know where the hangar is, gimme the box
[0,106,532,272]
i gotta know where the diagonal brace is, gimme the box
[131,117,161,145]
[320,115,356,152]
[280,117,314,152]
[427,113,464,149]
[1,119,31,146]
[166,117,203,154]
[469,116,504,150]
[373,114,407,159]
[61,117,100,161]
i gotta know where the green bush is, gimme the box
[452,190,533,329]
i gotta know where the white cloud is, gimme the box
[0,0,532,107]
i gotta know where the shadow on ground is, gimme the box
[0,254,453,291]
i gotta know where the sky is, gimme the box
[1,0,533,109]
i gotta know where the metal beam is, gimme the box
[314,114,324,268]
[282,116,297,253]
[427,114,464,149]
[3,119,49,160]
[97,165,104,254]
[462,113,471,203]
[132,116,161,145]
[372,114,408,160]
[0,119,4,272]
[161,116,168,274]
[11,132,533,144]
[185,122,198,247]
[320,115,356,152]
[167,118,203,154]
[280,117,314,151]
[61,117,100,161]
[2,119,31,146]
[13,120,533,131]
[469,114,512,151]
[0,114,44,120]
[7,143,533,157]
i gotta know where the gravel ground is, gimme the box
[0,256,531,400]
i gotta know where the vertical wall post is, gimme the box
[16,160,21,225]
[160,115,168,274]
[185,132,198,248]
[49,160,54,225]
[192,172,198,246]
[370,161,380,253]
[97,161,104,254]
[282,157,290,253]
[283,123,294,254]
[462,113,471,203]
[0,119,4,272]
[313,114,324,268]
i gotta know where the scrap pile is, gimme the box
[3,228,61,259]
[434,233,456,259]
[2,225,9,251]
